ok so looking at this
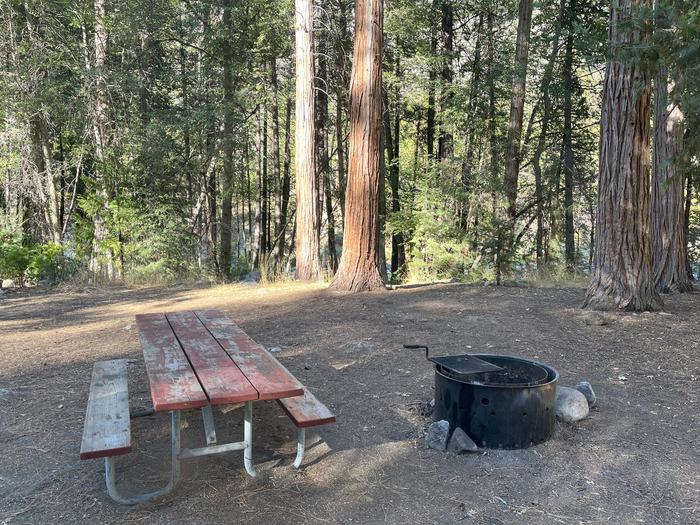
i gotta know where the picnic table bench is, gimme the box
[79,309,335,505]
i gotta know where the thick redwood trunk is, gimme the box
[330,0,386,292]
[583,0,662,311]
[294,0,321,280]
[652,71,692,293]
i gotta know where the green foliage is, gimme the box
[0,243,32,285]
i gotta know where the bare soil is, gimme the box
[0,282,698,524]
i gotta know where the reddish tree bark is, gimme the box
[330,0,386,292]
[294,0,321,280]
[583,0,662,311]
[652,71,692,293]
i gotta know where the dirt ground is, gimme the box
[0,281,698,524]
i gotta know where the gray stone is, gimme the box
[268,347,282,353]
[447,427,478,454]
[575,381,597,408]
[555,386,590,423]
[1,279,16,289]
[426,420,450,451]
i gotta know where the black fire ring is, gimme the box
[433,354,559,449]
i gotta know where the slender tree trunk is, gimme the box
[460,13,484,230]
[426,32,437,159]
[562,0,577,268]
[684,169,693,279]
[274,95,293,266]
[294,0,321,280]
[271,58,282,269]
[486,11,502,282]
[583,0,662,311]
[336,98,346,225]
[384,79,405,280]
[88,0,115,281]
[652,70,692,292]
[503,0,534,224]
[334,0,350,226]
[330,0,386,292]
[437,0,454,162]
[261,108,269,257]
[315,33,336,271]
[532,0,565,267]
[219,0,234,278]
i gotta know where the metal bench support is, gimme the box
[104,411,181,506]
[293,428,306,468]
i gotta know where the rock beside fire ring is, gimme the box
[575,381,597,408]
[555,386,590,423]
[426,420,450,451]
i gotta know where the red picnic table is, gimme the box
[79,309,335,505]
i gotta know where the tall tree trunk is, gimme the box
[426,33,437,159]
[271,58,282,268]
[261,108,269,257]
[294,0,321,280]
[652,70,692,292]
[503,0,534,224]
[315,32,336,271]
[219,0,234,278]
[336,98,347,224]
[562,23,576,269]
[460,13,484,230]
[274,95,293,266]
[437,0,454,162]
[334,0,350,226]
[532,0,566,267]
[684,169,693,279]
[583,0,662,311]
[384,75,406,280]
[330,0,386,292]
[88,0,115,281]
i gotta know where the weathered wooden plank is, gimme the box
[166,311,258,404]
[278,388,336,428]
[80,360,132,460]
[195,309,304,401]
[136,313,209,411]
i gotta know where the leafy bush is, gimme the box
[0,243,32,285]
[28,243,79,284]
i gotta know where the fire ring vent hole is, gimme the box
[481,398,489,405]
[522,412,527,417]
[490,411,496,416]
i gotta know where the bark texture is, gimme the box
[88,0,115,281]
[503,0,534,223]
[330,0,386,292]
[583,0,662,311]
[294,0,321,280]
[652,71,692,293]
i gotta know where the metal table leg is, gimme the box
[104,410,181,505]
[243,401,257,477]
[293,428,306,468]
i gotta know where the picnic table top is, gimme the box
[135,309,304,411]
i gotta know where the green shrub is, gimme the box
[0,243,32,285]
